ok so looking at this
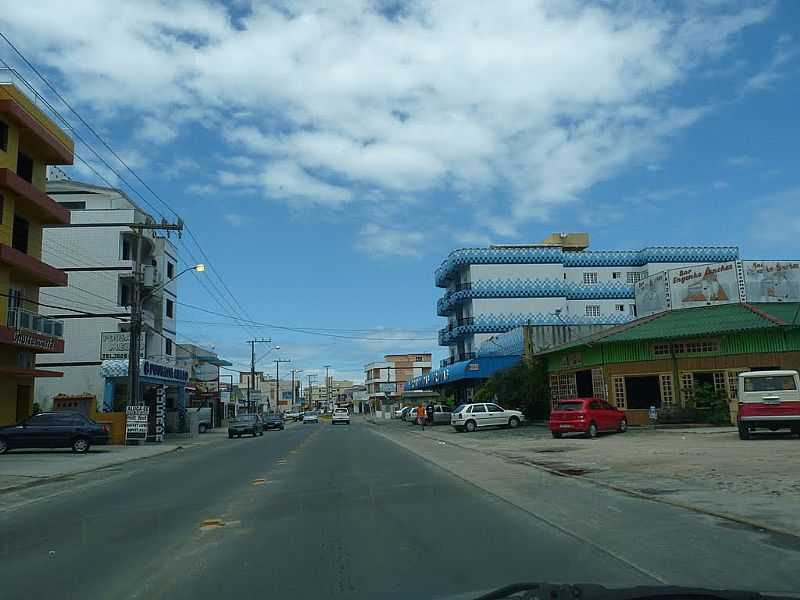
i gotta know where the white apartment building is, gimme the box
[35,179,179,410]
[436,233,739,366]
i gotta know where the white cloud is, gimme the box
[136,116,178,144]
[741,34,798,94]
[186,183,217,195]
[356,223,425,257]
[223,213,249,227]
[1,1,774,228]
[453,231,492,247]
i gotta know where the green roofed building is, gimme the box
[533,303,800,425]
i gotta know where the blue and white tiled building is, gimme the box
[435,233,739,367]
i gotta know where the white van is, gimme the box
[737,370,800,440]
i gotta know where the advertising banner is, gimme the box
[635,271,671,317]
[125,405,149,443]
[668,261,743,310]
[155,386,166,443]
[100,332,145,360]
[742,261,800,302]
[379,382,396,393]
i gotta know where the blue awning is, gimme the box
[405,355,521,391]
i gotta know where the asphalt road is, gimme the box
[1,419,798,599]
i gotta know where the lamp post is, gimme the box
[128,263,204,408]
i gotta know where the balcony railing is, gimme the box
[6,307,64,338]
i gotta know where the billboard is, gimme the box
[635,271,670,318]
[669,261,743,310]
[378,382,396,393]
[742,261,800,302]
[192,362,219,394]
[100,331,145,360]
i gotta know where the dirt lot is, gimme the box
[374,418,800,537]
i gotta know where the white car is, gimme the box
[302,412,319,424]
[451,403,525,433]
[332,408,350,425]
[393,406,406,419]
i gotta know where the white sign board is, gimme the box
[635,271,670,317]
[155,387,166,442]
[193,363,219,382]
[742,261,800,302]
[101,331,145,360]
[669,261,743,310]
[125,405,150,442]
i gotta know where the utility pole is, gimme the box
[273,358,291,414]
[127,220,183,409]
[246,338,272,413]
[324,365,331,410]
[291,369,303,410]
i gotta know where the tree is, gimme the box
[692,383,731,425]
[474,358,551,420]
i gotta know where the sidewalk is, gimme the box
[0,430,229,493]
[370,420,800,538]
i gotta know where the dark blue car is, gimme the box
[0,411,110,454]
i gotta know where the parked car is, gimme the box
[0,411,110,454]
[432,404,452,425]
[332,408,350,425]
[548,398,627,438]
[194,407,212,433]
[393,406,407,419]
[400,406,414,421]
[406,407,419,424]
[284,411,302,422]
[737,370,800,440]
[228,414,264,438]
[451,403,525,432]
[303,411,319,424]
[263,414,285,431]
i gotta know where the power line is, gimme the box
[0,40,259,338]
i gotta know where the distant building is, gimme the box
[0,73,75,425]
[176,344,231,427]
[435,232,739,366]
[365,353,432,409]
[239,371,302,412]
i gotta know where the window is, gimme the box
[167,262,175,279]
[165,338,173,356]
[629,304,637,316]
[470,404,486,413]
[627,272,645,284]
[744,375,797,392]
[120,284,131,307]
[59,201,86,210]
[585,305,600,317]
[589,400,602,410]
[583,272,598,285]
[12,215,29,254]
[415,355,423,361]
[486,404,503,412]
[612,272,622,279]
[612,376,626,409]
[25,413,59,426]
[0,120,7,151]
[660,374,674,408]
[166,299,175,318]
[17,150,34,183]
[122,239,131,260]
[615,304,625,311]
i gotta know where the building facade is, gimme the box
[176,344,231,427]
[0,73,75,425]
[239,371,302,412]
[435,232,739,366]
[365,353,432,408]
[538,302,800,426]
[35,180,180,411]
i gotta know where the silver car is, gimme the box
[451,403,525,432]
[302,411,319,424]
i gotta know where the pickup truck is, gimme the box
[737,370,800,440]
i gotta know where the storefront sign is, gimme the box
[742,261,800,302]
[100,331,145,360]
[378,382,396,393]
[125,405,150,442]
[12,329,59,351]
[635,271,670,318]
[670,261,743,310]
[155,386,166,442]
[193,362,219,381]
[143,360,189,383]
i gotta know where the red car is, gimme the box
[548,398,627,438]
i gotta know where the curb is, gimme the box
[369,422,800,542]
[0,436,227,496]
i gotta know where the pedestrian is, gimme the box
[426,402,434,425]
[417,403,426,428]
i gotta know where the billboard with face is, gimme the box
[742,261,800,302]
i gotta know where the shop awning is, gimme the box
[405,355,522,391]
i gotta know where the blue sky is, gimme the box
[2,1,799,381]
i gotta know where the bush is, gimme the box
[692,383,731,425]
[474,358,550,420]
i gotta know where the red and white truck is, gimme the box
[737,370,800,440]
